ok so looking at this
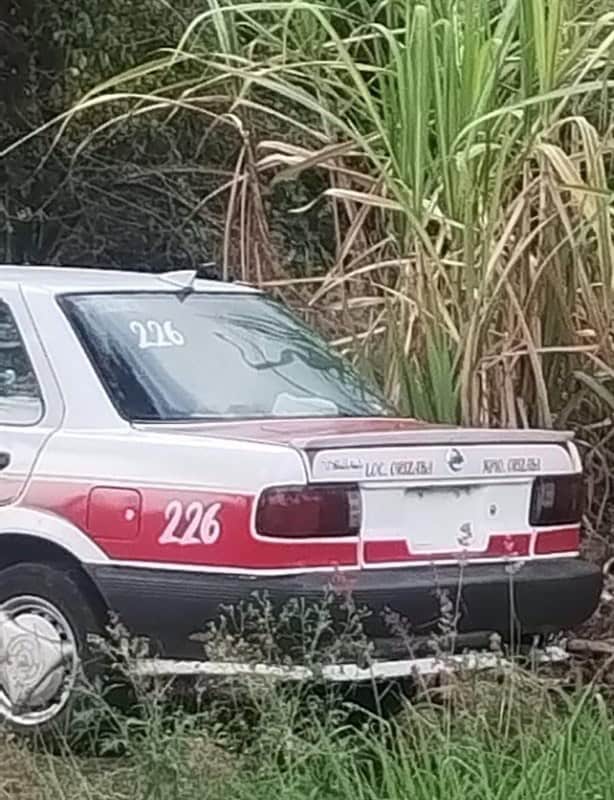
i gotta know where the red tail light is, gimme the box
[529,474,584,527]
[255,484,361,539]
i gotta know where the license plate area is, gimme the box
[404,485,491,554]
[360,480,533,563]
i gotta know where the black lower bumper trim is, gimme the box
[86,558,602,660]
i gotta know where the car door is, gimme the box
[0,286,63,504]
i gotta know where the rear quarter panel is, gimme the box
[17,429,359,572]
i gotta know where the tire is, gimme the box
[0,562,104,739]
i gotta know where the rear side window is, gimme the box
[0,302,43,425]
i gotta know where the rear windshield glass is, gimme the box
[60,291,390,422]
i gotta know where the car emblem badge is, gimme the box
[447,447,465,472]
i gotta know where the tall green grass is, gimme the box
[174,0,614,424]
[24,0,611,430]
[7,678,614,800]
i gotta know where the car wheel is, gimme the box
[0,562,104,738]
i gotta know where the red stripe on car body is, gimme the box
[21,480,357,570]
[363,533,533,564]
[534,527,580,555]
[19,480,580,571]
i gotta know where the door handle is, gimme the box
[0,452,11,471]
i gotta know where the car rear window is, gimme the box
[60,291,390,422]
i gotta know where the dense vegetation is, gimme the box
[4,672,614,800]
[3,0,614,559]
[1,5,614,794]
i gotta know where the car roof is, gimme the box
[0,265,259,295]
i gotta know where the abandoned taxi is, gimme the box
[0,265,602,730]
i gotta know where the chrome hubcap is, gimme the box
[0,596,78,726]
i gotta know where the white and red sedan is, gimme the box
[0,265,602,730]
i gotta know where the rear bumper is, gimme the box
[87,557,602,660]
